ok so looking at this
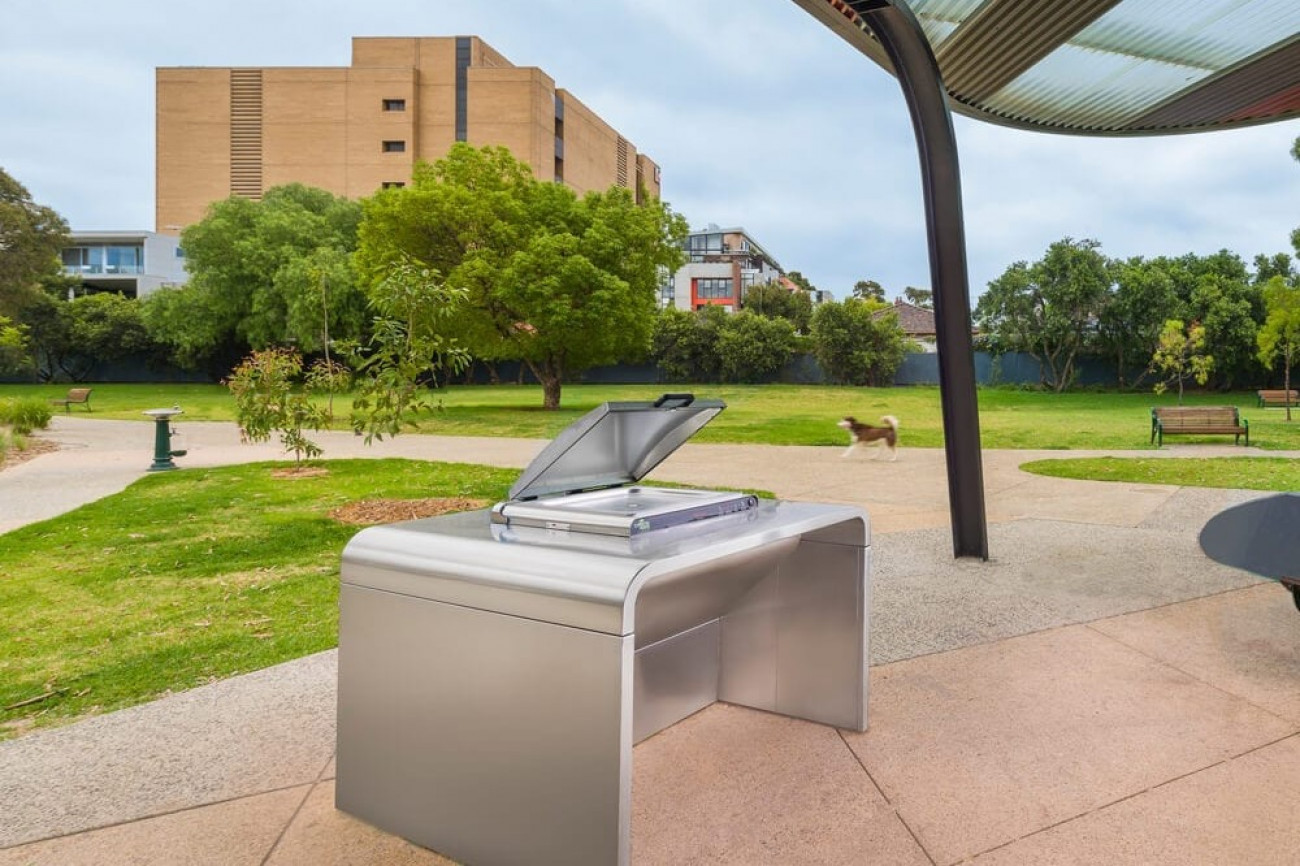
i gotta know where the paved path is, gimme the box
[1,417,1298,865]
[7,415,1294,535]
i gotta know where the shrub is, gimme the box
[715,311,798,383]
[0,398,54,435]
[651,306,727,382]
[810,299,907,386]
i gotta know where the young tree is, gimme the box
[343,256,471,442]
[810,299,908,386]
[356,143,688,409]
[974,238,1111,392]
[1151,319,1214,404]
[1257,276,1300,421]
[225,347,331,466]
[0,168,69,317]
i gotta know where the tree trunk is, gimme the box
[522,358,563,410]
[540,374,561,410]
[1286,350,1292,422]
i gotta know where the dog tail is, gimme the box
[880,415,899,431]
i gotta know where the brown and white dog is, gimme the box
[838,415,899,460]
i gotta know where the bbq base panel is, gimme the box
[336,503,869,866]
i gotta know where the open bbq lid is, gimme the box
[507,393,725,501]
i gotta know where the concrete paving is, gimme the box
[1,416,1298,864]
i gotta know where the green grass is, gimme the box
[1021,456,1300,491]
[0,458,517,740]
[9,382,1300,451]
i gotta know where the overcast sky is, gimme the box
[2,0,1297,301]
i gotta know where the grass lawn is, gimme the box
[8,382,1300,451]
[0,458,516,740]
[1021,456,1300,491]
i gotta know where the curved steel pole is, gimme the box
[851,0,988,559]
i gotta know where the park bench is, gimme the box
[49,388,92,413]
[1150,406,1248,447]
[1256,389,1298,408]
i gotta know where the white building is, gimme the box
[662,225,786,312]
[61,231,188,300]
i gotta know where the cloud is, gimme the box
[0,0,1294,302]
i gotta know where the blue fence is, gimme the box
[4,351,1128,389]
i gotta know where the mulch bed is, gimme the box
[329,497,489,526]
[0,437,59,473]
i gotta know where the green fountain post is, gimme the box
[143,407,186,471]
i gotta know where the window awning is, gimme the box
[793,0,1300,135]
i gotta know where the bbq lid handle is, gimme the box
[653,393,695,409]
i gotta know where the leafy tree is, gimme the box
[902,286,933,309]
[1152,319,1214,404]
[1150,251,1262,388]
[12,293,147,383]
[852,280,886,302]
[0,315,29,376]
[741,280,812,331]
[1253,252,1295,286]
[1257,276,1300,421]
[0,167,69,317]
[356,143,688,409]
[1098,257,1178,388]
[1188,270,1260,389]
[715,311,797,383]
[1292,136,1300,264]
[149,184,365,372]
[140,284,247,377]
[15,295,69,381]
[65,293,153,377]
[810,299,907,386]
[974,238,1110,392]
[651,306,727,382]
[225,347,330,466]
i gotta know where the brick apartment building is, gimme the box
[156,36,661,233]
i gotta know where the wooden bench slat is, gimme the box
[50,388,93,413]
[1257,389,1298,407]
[1151,406,1248,447]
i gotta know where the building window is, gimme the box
[382,140,406,153]
[61,244,144,275]
[382,98,406,112]
[381,181,406,189]
[696,277,734,300]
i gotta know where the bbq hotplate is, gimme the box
[490,394,757,537]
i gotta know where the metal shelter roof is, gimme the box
[794,0,1300,135]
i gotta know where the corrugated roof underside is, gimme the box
[799,0,1300,135]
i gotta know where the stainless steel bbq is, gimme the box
[337,393,871,866]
